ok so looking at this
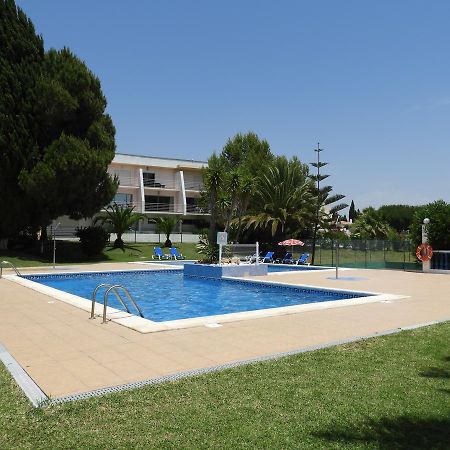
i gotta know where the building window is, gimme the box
[112,193,133,206]
[143,172,156,187]
[145,195,174,212]
[186,197,201,213]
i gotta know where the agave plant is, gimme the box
[95,203,144,249]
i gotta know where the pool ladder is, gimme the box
[0,260,21,278]
[90,283,144,324]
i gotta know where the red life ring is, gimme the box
[416,244,433,262]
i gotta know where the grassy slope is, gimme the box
[0,323,448,449]
[0,242,200,268]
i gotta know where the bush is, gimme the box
[75,226,109,257]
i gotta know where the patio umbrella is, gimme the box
[278,239,305,246]
[277,239,305,260]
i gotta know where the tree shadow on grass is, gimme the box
[420,367,450,378]
[316,416,450,450]
[420,356,450,379]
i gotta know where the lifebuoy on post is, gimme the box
[416,244,433,262]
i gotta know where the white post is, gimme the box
[422,218,430,272]
[53,222,61,269]
[335,241,339,279]
[218,244,222,266]
[255,241,259,266]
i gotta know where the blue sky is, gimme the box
[16,0,450,210]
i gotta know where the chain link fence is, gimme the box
[299,239,419,270]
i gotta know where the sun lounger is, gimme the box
[259,251,274,263]
[152,246,169,260]
[170,247,185,260]
[296,253,310,265]
[278,252,293,264]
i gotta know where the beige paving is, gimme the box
[0,263,449,398]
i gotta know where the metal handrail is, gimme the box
[90,283,132,318]
[90,283,144,323]
[0,260,21,278]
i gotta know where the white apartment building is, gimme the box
[107,153,209,233]
[55,153,209,237]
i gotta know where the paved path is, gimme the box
[0,263,449,398]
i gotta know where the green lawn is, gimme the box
[0,323,448,449]
[0,241,201,268]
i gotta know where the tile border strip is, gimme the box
[0,344,47,407]
[46,316,450,406]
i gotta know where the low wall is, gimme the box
[184,263,268,279]
[109,233,200,244]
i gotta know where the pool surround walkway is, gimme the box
[0,262,449,403]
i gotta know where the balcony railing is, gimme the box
[110,175,139,187]
[145,202,183,213]
[103,201,209,215]
[143,179,178,189]
[184,181,204,191]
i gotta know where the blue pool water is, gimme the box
[24,271,369,322]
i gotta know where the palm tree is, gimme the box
[95,203,144,249]
[153,216,180,247]
[241,156,313,239]
[202,153,225,243]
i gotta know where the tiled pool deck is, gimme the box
[0,262,449,402]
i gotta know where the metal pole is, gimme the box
[53,223,60,269]
[219,244,222,266]
[335,241,339,279]
[52,226,56,269]
[256,241,259,266]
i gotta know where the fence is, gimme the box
[271,239,420,270]
[430,251,450,271]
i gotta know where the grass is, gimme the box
[0,241,201,268]
[0,322,449,449]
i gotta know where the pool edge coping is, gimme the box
[3,269,409,334]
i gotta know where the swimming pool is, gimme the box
[24,270,371,322]
[147,260,326,272]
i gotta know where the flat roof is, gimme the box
[112,153,207,170]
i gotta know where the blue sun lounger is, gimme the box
[279,252,294,264]
[296,253,310,265]
[259,251,274,263]
[170,247,185,260]
[152,246,169,260]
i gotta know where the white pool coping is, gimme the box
[5,270,408,334]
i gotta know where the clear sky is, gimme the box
[15,0,450,211]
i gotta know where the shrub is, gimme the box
[75,226,109,257]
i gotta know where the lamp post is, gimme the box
[422,218,430,243]
[422,218,430,272]
[53,223,61,269]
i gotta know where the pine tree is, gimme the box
[0,0,44,244]
[0,1,117,246]
[309,143,348,264]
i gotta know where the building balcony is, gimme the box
[184,181,204,192]
[145,202,183,214]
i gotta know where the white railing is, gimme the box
[143,178,178,189]
[145,202,184,213]
[184,181,204,191]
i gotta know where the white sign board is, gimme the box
[217,232,228,245]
